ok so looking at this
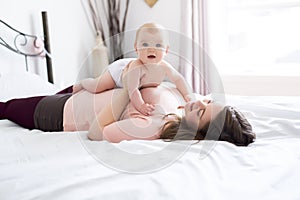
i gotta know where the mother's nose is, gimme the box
[193,100,207,110]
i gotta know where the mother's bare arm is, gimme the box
[87,89,129,141]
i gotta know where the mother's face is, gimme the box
[184,100,223,131]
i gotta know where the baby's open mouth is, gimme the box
[147,55,156,59]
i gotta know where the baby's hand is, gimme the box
[72,83,83,94]
[138,103,155,116]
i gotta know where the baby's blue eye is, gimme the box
[156,44,162,48]
[142,43,149,47]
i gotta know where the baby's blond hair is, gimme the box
[135,23,169,45]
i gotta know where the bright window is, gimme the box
[209,0,300,76]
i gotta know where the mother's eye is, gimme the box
[197,109,201,117]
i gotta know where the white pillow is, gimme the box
[0,72,59,102]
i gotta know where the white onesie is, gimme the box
[107,58,135,87]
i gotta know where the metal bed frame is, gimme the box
[0,11,53,83]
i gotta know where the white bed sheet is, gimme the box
[1,95,300,200]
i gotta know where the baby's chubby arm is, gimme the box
[122,60,155,115]
[130,87,155,116]
[163,62,194,102]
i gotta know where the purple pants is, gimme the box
[0,86,73,129]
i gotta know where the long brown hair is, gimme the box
[159,106,256,146]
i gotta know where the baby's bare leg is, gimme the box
[80,71,116,93]
[94,71,116,93]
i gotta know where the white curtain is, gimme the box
[179,0,209,95]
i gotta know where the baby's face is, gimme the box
[135,28,168,64]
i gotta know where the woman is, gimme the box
[0,77,255,147]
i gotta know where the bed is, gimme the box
[1,16,300,200]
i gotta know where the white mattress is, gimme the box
[1,95,300,200]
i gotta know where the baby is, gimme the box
[74,23,192,115]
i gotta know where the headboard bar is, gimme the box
[42,11,53,83]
